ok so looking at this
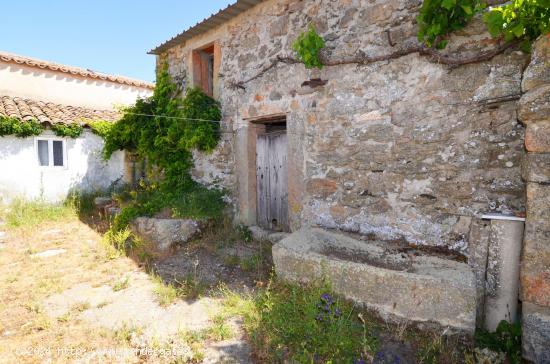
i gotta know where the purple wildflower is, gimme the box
[320,293,333,304]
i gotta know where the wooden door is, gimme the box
[256,131,289,231]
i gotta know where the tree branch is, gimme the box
[229,39,517,90]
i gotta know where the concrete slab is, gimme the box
[31,249,67,258]
[273,228,477,332]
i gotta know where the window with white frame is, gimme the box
[36,138,66,167]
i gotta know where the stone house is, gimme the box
[0,51,154,202]
[150,0,550,360]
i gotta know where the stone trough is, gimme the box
[273,228,477,333]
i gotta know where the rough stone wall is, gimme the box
[518,34,550,363]
[158,0,528,255]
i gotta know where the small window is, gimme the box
[192,44,216,97]
[36,138,66,168]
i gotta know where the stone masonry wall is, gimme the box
[158,0,528,256]
[518,34,550,363]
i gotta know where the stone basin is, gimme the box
[272,228,477,332]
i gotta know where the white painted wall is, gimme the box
[0,130,125,203]
[0,62,152,110]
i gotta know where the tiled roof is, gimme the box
[0,51,155,89]
[149,0,264,54]
[0,95,119,125]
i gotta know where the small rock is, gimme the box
[248,226,269,241]
[106,207,121,217]
[32,249,67,258]
[0,231,6,239]
[474,347,505,364]
[267,232,289,243]
[131,217,200,252]
[94,197,112,207]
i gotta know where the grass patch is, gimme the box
[240,254,262,272]
[178,329,206,362]
[153,276,182,306]
[219,279,379,363]
[206,314,234,341]
[2,198,76,228]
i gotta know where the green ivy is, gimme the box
[475,320,522,364]
[51,123,83,138]
[484,0,550,51]
[104,64,224,229]
[89,120,114,138]
[292,24,326,69]
[417,0,484,49]
[0,116,44,137]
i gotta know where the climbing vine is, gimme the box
[0,115,87,139]
[51,123,83,138]
[292,25,326,69]
[0,116,43,137]
[233,0,548,88]
[89,120,114,139]
[103,64,224,229]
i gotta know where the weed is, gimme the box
[418,333,444,364]
[71,302,91,313]
[235,224,253,243]
[36,277,63,295]
[240,254,262,272]
[112,276,130,291]
[475,320,521,364]
[24,301,43,314]
[219,279,379,363]
[115,322,142,345]
[103,227,132,253]
[206,315,234,341]
[223,255,240,267]
[178,329,206,362]
[153,275,183,306]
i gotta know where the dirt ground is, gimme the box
[0,212,266,363]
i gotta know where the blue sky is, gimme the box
[0,1,234,82]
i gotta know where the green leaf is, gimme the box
[436,39,449,49]
[461,5,473,14]
[441,0,456,10]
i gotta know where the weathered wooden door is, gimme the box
[256,131,289,231]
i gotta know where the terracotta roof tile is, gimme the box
[0,95,119,126]
[0,51,155,89]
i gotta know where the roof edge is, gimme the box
[149,0,264,55]
[0,51,155,90]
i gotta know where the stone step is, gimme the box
[272,228,477,333]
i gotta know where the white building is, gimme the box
[0,51,154,202]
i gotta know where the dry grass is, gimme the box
[0,206,144,363]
